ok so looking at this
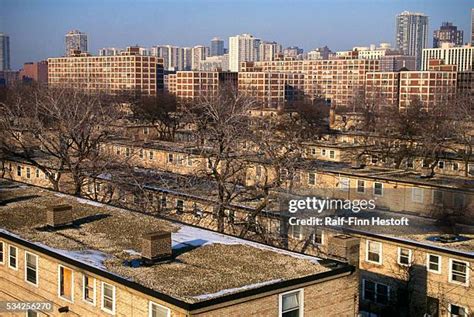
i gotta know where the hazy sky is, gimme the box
[1,0,473,69]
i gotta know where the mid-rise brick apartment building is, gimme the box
[366,59,458,109]
[0,182,359,317]
[48,47,165,96]
[168,71,238,100]
[237,72,305,107]
[240,57,379,107]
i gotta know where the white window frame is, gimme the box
[397,247,412,266]
[426,254,441,274]
[448,303,469,317]
[58,265,74,303]
[365,240,382,265]
[373,182,383,196]
[82,274,96,306]
[149,301,171,317]
[339,177,350,192]
[438,160,445,169]
[0,241,4,265]
[101,282,116,315]
[411,187,424,203]
[448,258,469,286]
[278,288,304,317]
[8,245,18,270]
[149,151,154,160]
[312,229,324,245]
[307,172,316,185]
[321,149,326,157]
[329,150,335,159]
[24,251,39,287]
[452,162,459,171]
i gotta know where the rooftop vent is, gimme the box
[351,160,365,169]
[420,168,433,178]
[426,234,470,244]
[47,205,73,228]
[141,231,172,263]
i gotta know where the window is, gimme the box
[308,172,316,185]
[329,150,335,159]
[339,178,349,191]
[101,282,115,314]
[406,160,414,169]
[139,149,144,159]
[25,252,38,286]
[438,161,445,169]
[8,245,18,270]
[449,304,468,317]
[26,311,38,317]
[26,167,31,179]
[310,148,316,155]
[17,166,22,177]
[363,280,389,305]
[427,254,441,273]
[449,259,469,286]
[149,151,154,160]
[187,155,193,166]
[167,153,173,163]
[312,229,323,245]
[58,266,74,301]
[411,187,424,203]
[149,301,170,317]
[176,200,184,214]
[160,196,167,209]
[35,169,40,178]
[321,149,326,156]
[125,147,130,157]
[397,247,412,266]
[366,240,382,264]
[373,182,383,196]
[371,156,378,164]
[452,162,459,171]
[0,241,3,264]
[279,289,303,317]
[357,180,365,193]
[290,225,302,240]
[83,275,96,305]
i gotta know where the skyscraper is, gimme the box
[191,45,210,70]
[259,41,282,61]
[471,8,474,44]
[228,34,260,72]
[210,37,224,56]
[0,33,10,71]
[396,11,429,69]
[433,22,463,48]
[65,30,88,56]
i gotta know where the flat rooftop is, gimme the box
[0,180,345,306]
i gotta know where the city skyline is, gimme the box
[1,0,472,69]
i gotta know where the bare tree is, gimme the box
[185,86,257,232]
[129,92,183,141]
[0,84,124,195]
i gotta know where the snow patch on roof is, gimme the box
[172,225,321,263]
[192,279,282,300]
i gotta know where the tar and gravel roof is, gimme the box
[0,180,342,306]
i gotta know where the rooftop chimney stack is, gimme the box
[141,231,172,262]
[47,205,73,228]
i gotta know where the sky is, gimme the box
[1,0,473,70]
